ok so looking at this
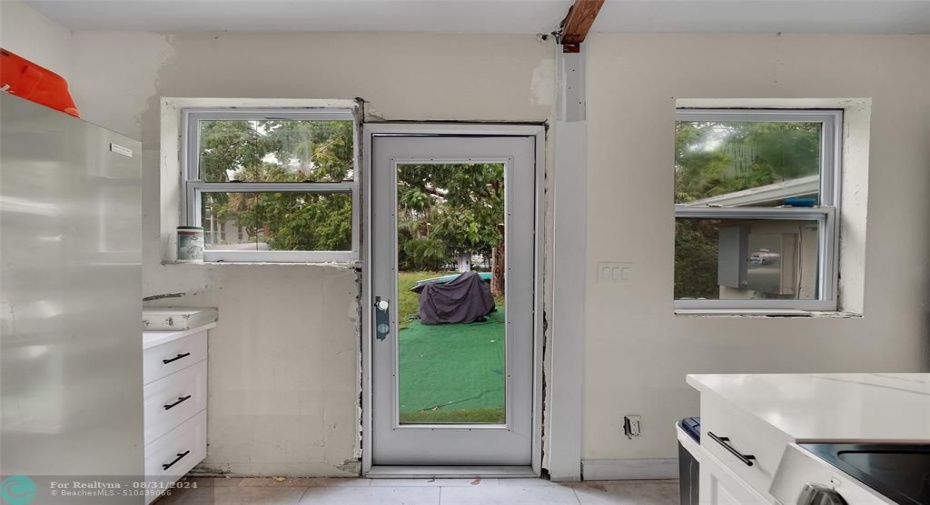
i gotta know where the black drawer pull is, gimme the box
[163,353,191,364]
[708,431,756,467]
[163,395,192,410]
[162,450,190,471]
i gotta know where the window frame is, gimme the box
[181,107,359,263]
[674,108,843,312]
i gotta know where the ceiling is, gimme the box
[23,0,930,34]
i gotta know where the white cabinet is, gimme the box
[696,440,769,505]
[144,411,207,501]
[142,326,212,504]
[678,424,771,505]
[143,361,207,442]
[143,331,208,384]
[699,395,791,503]
[678,391,789,504]
[681,374,930,505]
[702,470,763,505]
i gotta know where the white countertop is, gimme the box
[687,373,930,443]
[143,322,217,350]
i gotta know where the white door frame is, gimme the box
[361,123,546,476]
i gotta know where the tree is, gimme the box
[674,219,719,299]
[395,163,506,295]
[198,120,506,294]
[675,121,821,203]
[198,119,354,249]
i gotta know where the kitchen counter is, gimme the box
[143,322,217,350]
[682,373,930,504]
[687,373,930,443]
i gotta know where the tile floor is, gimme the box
[157,477,679,505]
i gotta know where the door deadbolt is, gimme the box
[374,296,390,341]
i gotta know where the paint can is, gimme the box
[177,226,204,263]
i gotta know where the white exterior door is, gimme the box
[367,129,541,468]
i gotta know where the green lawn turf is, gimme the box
[398,309,506,424]
[398,407,505,424]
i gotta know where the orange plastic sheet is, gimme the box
[1,48,80,117]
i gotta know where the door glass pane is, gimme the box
[198,119,354,182]
[675,121,822,206]
[675,217,821,300]
[396,163,506,424]
[200,192,352,251]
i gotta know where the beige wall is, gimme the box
[584,33,930,462]
[0,0,73,80]
[66,31,554,476]
[5,0,930,474]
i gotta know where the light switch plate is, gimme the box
[597,262,633,283]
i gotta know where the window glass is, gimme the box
[201,192,352,252]
[198,120,354,183]
[394,163,507,425]
[675,121,822,206]
[675,217,821,301]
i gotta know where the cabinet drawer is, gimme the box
[144,410,207,505]
[143,331,207,384]
[701,395,790,500]
[144,361,206,443]
[699,445,770,505]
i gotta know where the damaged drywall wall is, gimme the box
[582,33,930,467]
[145,265,361,477]
[68,31,554,476]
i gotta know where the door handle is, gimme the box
[374,296,390,341]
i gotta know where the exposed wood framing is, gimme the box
[559,0,605,53]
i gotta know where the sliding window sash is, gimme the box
[674,206,838,311]
[188,182,358,263]
[676,109,843,208]
[181,107,360,263]
[674,109,842,312]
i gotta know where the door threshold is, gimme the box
[366,466,538,479]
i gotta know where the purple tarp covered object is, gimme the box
[417,271,495,325]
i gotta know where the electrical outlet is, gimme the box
[623,415,642,439]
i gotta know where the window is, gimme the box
[181,108,358,262]
[674,109,841,311]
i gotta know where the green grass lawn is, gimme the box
[395,270,507,424]
[398,309,506,425]
[398,407,505,424]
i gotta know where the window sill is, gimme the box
[675,309,862,318]
[162,260,360,269]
